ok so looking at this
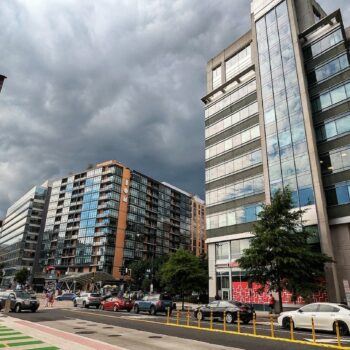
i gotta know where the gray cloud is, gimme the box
[0,0,349,217]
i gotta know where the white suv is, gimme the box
[74,292,101,309]
[278,302,350,335]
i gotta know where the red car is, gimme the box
[100,297,134,312]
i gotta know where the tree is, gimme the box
[14,268,30,287]
[128,255,169,291]
[160,249,208,310]
[237,188,332,312]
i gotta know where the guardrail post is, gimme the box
[270,315,275,338]
[311,317,316,343]
[210,310,213,330]
[290,317,294,341]
[253,312,257,335]
[335,321,341,348]
[166,307,170,325]
[223,311,226,332]
[176,309,180,326]
[186,309,190,327]
[237,311,241,333]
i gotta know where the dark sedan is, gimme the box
[55,292,77,301]
[193,300,254,324]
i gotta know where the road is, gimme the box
[8,307,350,350]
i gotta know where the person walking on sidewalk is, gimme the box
[268,293,275,314]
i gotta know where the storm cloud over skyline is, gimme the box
[0,0,349,217]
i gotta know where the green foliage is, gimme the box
[237,188,332,311]
[160,249,208,310]
[128,255,169,291]
[14,267,30,286]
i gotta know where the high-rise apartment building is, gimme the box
[0,183,50,288]
[203,0,350,305]
[38,160,205,281]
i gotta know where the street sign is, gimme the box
[343,280,350,306]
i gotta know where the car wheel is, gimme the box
[113,305,118,312]
[150,306,157,316]
[334,321,349,336]
[225,312,233,324]
[197,311,204,321]
[31,308,37,313]
[83,301,88,309]
[282,317,291,329]
[73,300,77,307]
[127,308,131,312]
[134,305,140,314]
[15,304,21,313]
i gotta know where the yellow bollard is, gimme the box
[270,315,275,338]
[166,307,170,325]
[335,321,341,348]
[237,311,241,333]
[176,309,180,326]
[186,309,190,327]
[223,311,227,332]
[210,310,213,330]
[311,317,316,343]
[253,312,257,335]
[290,317,294,341]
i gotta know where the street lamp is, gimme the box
[0,75,6,93]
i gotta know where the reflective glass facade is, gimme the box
[0,185,49,288]
[256,0,314,207]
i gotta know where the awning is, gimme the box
[59,272,116,285]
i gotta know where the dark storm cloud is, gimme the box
[0,0,250,216]
[0,0,349,217]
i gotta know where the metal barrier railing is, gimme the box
[161,307,349,350]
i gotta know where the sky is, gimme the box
[0,0,349,217]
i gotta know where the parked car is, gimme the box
[74,292,102,308]
[100,297,134,312]
[193,300,254,324]
[278,302,350,336]
[133,293,175,315]
[55,292,77,301]
[0,290,40,313]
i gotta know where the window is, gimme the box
[301,304,319,312]
[212,66,222,90]
[216,242,229,261]
[318,305,339,313]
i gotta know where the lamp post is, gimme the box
[0,75,6,93]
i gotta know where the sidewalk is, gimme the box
[0,315,127,350]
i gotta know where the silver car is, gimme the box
[74,292,101,308]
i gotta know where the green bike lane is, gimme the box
[0,323,58,350]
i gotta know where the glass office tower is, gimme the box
[203,0,350,305]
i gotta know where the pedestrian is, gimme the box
[45,290,50,307]
[268,293,275,314]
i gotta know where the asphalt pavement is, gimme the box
[6,306,350,350]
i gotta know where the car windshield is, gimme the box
[339,304,350,310]
[16,292,31,299]
[91,293,101,297]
